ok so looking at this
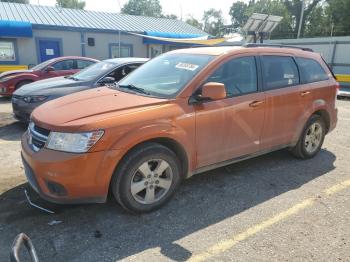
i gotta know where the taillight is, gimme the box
[335,82,340,90]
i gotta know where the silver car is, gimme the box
[12,57,149,122]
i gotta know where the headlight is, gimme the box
[23,95,48,103]
[46,130,104,153]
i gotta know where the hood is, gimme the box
[32,87,167,129]
[0,69,33,78]
[13,76,87,96]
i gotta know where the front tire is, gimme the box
[290,115,326,159]
[111,142,181,213]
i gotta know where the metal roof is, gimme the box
[0,2,207,35]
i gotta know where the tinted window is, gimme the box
[73,61,116,81]
[52,60,74,71]
[206,56,257,96]
[76,59,95,69]
[262,56,299,90]
[107,63,142,82]
[296,57,329,83]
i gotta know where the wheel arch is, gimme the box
[312,109,330,133]
[106,136,190,200]
[15,79,34,89]
[117,137,190,179]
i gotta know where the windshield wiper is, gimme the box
[118,84,151,95]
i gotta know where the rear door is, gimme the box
[259,54,303,149]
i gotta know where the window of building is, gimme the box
[0,40,16,62]
[261,56,299,90]
[205,56,258,97]
[110,44,132,58]
[296,57,329,84]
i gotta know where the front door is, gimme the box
[195,55,266,168]
[38,39,61,62]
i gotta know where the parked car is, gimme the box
[22,45,338,213]
[12,58,148,122]
[0,56,98,97]
[338,85,350,98]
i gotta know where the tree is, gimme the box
[284,0,322,37]
[121,0,162,17]
[229,1,249,29]
[327,0,350,36]
[163,14,178,20]
[56,0,85,9]
[0,0,29,3]
[303,5,331,37]
[185,15,203,30]
[202,8,225,37]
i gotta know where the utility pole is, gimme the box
[297,0,305,38]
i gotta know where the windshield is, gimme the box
[31,59,56,71]
[118,53,214,98]
[72,61,117,81]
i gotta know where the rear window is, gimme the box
[296,57,329,84]
[261,56,299,90]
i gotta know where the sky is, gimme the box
[29,0,243,23]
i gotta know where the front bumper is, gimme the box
[12,97,44,123]
[21,132,122,204]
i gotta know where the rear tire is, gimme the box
[290,115,326,159]
[111,142,181,213]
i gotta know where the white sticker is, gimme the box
[175,62,199,71]
[46,49,54,55]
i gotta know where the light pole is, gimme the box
[297,0,305,38]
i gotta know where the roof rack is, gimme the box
[244,43,313,52]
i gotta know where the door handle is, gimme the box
[300,91,311,97]
[249,100,265,107]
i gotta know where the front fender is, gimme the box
[107,121,195,171]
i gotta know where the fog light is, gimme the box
[46,181,67,196]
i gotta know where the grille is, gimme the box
[28,122,50,152]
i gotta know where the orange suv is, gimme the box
[21,45,338,213]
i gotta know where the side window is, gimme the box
[52,60,74,71]
[76,60,95,70]
[261,56,299,90]
[206,56,258,97]
[107,63,142,82]
[296,57,329,84]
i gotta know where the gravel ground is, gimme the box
[0,97,349,262]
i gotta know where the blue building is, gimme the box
[0,2,207,68]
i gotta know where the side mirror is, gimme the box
[45,66,55,72]
[189,82,226,104]
[202,82,226,100]
[99,76,115,85]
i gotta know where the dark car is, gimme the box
[0,56,98,97]
[12,57,149,122]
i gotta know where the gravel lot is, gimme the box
[0,97,349,262]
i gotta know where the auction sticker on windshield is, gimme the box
[175,62,199,71]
